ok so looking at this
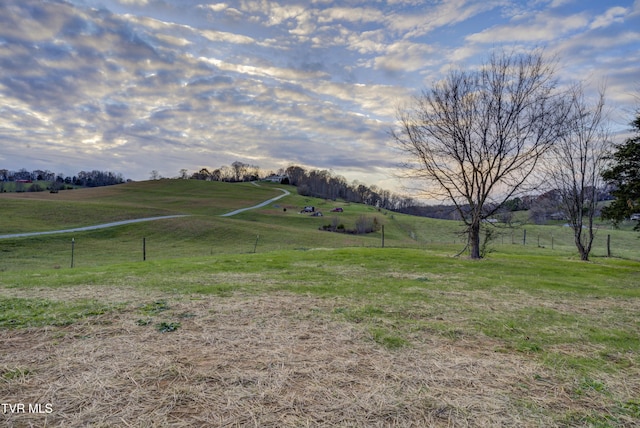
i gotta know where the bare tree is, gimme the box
[546,85,610,260]
[231,161,249,182]
[393,50,568,258]
[191,168,212,180]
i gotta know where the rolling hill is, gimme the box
[1,179,639,426]
[0,179,638,272]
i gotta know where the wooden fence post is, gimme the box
[71,238,75,268]
[253,235,260,253]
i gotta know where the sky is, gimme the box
[1,0,639,193]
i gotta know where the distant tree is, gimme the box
[191,168,211,180]
[14,168,31,181]
[150,170,160,180]
[210,168,222,182]
[245,164,261,181]
[601,111,640,230]
[546,85,611,260]
[33,169,45,181]
[528,190,562,224]
[502,197,525,212]
[73,170,124,187]
[218,165,234,182]
[285,165,307,186]
[179,169,189,179]
[393,50,569,258]
[231,161,249,182]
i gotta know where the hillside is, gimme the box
[1,179,638,272]
[1,180,639,426]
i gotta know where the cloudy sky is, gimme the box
[1,0,639,191]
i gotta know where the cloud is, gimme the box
[373,41,437,73]
[1,0,638,192]
[387,0,502,39]
[590,6,628,29]
[317,7,385,24]
[466,11,589,43]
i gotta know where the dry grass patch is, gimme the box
[4,290,636,427]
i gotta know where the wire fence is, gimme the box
[1,224,637,273]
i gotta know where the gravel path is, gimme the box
[0,215,190,239]
[219,187,290,217]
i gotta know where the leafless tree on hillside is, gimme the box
[545,84,611,261]
[393,50,570,258]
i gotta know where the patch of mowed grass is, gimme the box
[2,248,638,363]
[0,296,125,328]
[1,366,32,382]
[1,247,638,425]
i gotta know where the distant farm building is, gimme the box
[264,174,288,183]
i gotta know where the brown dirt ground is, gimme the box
[0,287,636,427]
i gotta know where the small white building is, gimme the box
[264,174,288,183]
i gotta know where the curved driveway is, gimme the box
[0,187,291,239]
[0,215,190,239]
[219,187,290,217]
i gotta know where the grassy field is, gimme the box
[1,180,639,426]
[1,180,637,271]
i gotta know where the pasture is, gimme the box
[0,180,639,426]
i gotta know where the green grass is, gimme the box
[0,179,284,233]
[2,182,637,272]
[1,247,638,399]
[0,296,125,328]
[1,181,639,365]
[1,179,639,425]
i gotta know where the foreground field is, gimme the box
[1,248,639,427]
[1,181,639,426]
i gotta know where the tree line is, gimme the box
[283,166,416,211]
[152,161,262,182]
[180,162,417,212]
[0,168,126,191]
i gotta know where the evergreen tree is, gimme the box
[602,113,640,230]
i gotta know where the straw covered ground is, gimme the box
[2,286,636,427]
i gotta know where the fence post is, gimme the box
[71,238,75,268]
[381,225,385,248]
[253,235,260,253]
[551,234,554,250]
[523,229,527,246]
[607,234,611,257]
[143,237,146,261]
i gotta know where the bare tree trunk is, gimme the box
[469,220,481,259]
